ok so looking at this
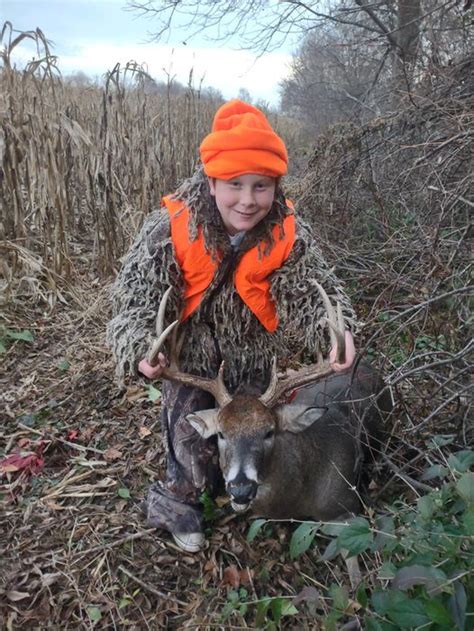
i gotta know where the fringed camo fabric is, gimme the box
[144,380,220,534]
[106,167,358,391]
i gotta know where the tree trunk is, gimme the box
[393,0,422,96]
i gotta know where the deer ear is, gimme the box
[186,409,219,439]
[275,404,327,433]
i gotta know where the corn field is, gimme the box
[0,24,305,308]
[0,24,225,307]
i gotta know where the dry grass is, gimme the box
[0,23,221,305]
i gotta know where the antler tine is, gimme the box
[214,361,232,407]
[260,361,336,408]
[335,302,346,364]
[148,287,179,367]
[259,284,347,408]
[161,360,232,407]
[147,287,232,407]
[259,358,278,406]
[314,282,346,365]
[148,320,179,366]
[155,286,172,337]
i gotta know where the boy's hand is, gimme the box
[138,352,167,379]
[329,330,356,372]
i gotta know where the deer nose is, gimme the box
[228,480,258,504]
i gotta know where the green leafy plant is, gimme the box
[220,587,249,621]
[246,447,474,630]
[146,384,161,402]
[117,487,131,499]
[57,358,70,372]
[0,326,34,353]
[221,590,298,629]
[200,489,218,524]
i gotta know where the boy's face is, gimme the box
[208,174,276,235]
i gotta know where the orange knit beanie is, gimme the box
[200,99,288,180]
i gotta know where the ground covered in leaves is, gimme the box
[1,284,381,630]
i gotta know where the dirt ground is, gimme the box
[1,281,370,630]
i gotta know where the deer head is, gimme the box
[148,285,347,511]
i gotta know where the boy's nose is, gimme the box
[241,188,256,206]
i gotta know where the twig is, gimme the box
[381,454,434,494]
[407,382,473,433]
[117,564,188,607]
[427,185,474,208]
[17,423,106,454]
[73,528,159,557]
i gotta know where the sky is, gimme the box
[2,0,294,106]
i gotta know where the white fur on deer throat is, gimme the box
[225,459,259,485]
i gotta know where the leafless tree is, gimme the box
[280,1,472,125]
[127,1,472,96]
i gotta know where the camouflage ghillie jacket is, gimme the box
[107,168,358,392]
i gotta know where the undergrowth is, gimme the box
[219,445,474,630]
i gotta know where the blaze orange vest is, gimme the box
[163,196,296,332]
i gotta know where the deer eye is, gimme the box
[264,430,274,440]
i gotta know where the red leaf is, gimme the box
[0,442,45,476]
[221,565,241,588]
[67,429,79,441]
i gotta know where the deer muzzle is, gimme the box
[227,478,258,511]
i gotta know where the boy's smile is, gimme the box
[208,174,276,235]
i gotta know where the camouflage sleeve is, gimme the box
[270,217,359,359]
[106,209,184,383]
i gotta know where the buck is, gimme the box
[148,287,390,522]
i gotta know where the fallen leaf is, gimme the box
[40,573,62,587]
[238,568,254,586]
[7,591,30,601]
[221,564,240,588]
[139,426,152,439]
[204,560,217,573]
[0,446,45,476]
[293,586,321,607]
[17,437,31,448]
[147,384,161,402]
[215,495,230,508]
[67,429,79,441]
[0,463,21,473]
[44,500,65,511]
[81,427,96,442]
[104,447,123,462]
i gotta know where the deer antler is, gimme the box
[259,283,346,407]
[147,287,232,407]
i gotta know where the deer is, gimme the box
[147,286,390,522]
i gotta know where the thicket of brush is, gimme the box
[292,53,473,494]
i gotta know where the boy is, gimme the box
[107,100,356,551]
